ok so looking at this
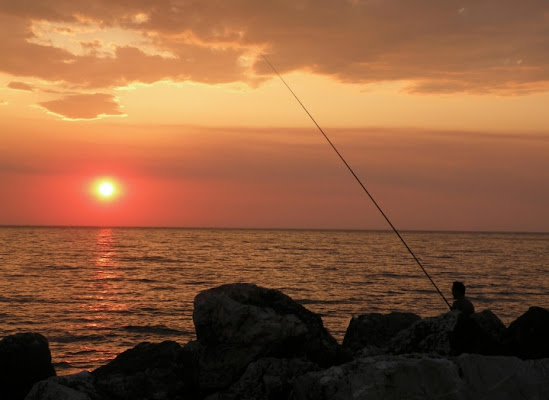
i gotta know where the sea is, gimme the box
[0,227,547,375]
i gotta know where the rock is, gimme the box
[0,332,56,400]
[469,309,508,355]
[206,357,320,400]
[191,283,350,393]
[24,372,98,400]
[25,341,200,400]
[91,341,194,400]
[181,339,259,394]
[456,353,549,399]
[290,353,549,400]
[14,285,549,399]
[387,310,509,356]
[342,312,421,352]
[506,306,549,359]
[193,283,346,365]
[291,354,463,400]
[388,311,464,356]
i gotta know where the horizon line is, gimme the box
[0,224,547,235]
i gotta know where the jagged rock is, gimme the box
[506,306,549,359]
[0,332,56,400]
[191,283,350,393]
[91,341,194,400]
[206,357,320,400]
[290,354,549,400]
[342,312,421,352]
[24,372,98,400]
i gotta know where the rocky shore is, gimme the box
[1,283,548,399]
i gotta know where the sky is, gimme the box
[1,0,548,232]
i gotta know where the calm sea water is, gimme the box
[0,227,547,375]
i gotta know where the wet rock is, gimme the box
[506,306,549,359]
[0,332,56,400]
[342,312,421,352]
[192,283,350,393]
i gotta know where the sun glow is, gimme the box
[98,182,115,197]
[93,179,119,201]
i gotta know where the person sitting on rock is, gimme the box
[451,281,475,316]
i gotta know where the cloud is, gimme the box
[37,93,125,119]
[7,81,36,91]
[1,1,549,94]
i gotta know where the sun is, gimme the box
[93,179,119,201]
[98,182,115,197]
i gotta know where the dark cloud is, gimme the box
[7,81,35,91]
[37,93,124,119]
[1,0,548,94]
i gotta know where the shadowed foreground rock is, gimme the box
[0,333,56,400]
[387,309,508,356]
[12,284,549,399]
[342,312,421,352]
[506,306,549,359]
[291,353,549,400]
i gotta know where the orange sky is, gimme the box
[1,1,548,231]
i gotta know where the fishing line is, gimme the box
[261,53,451,310]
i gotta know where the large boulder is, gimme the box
[342,312,421,353]
[506,306,549,359]
[0,333,56,400]
[191,283,350,393]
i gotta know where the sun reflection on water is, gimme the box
[85,228,129,325]
[95,228,115,269]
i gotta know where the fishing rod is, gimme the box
[261,53,452,310]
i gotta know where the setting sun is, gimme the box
[98,182,115,197]
[92,179,120,202]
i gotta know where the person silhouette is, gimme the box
[451,281,475,316]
